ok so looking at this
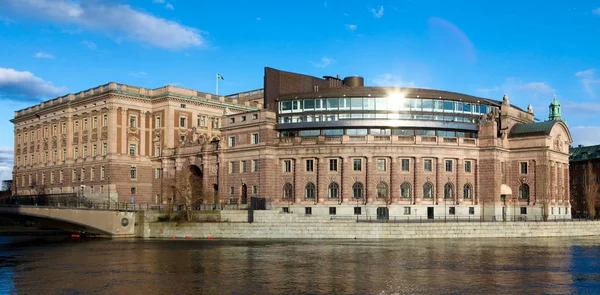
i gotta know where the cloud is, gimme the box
[372,73,416,87]
[165,3,174,10]
[0,68,67,101]
[82,40,97,50]
[593,8,600,15]
[0,147,14,182]
[345,24,357,31]
[5,0,203,49]
[575,68,600,97]
[570,126,600,146]
[370,5,384,18]
[521,82,555,93]
[311,57,336,68]
[34,51,55,59]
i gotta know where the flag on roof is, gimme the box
[217,73,224,80]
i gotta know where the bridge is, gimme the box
[0,205,137,237]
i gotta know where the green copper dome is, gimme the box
[549,95,561,121]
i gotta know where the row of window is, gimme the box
[17,143,109,166]
[278,113,478,125]
[18,166,163,187]
[281,182,476,200]
[282,129,476,138]
[281,159,474,173]
[229,113,259,124]
[228,133,259,147]
[179,116,221,129]
[571,174,600,185]
[228,160,260,174]
[17,115,108,144]
[279,97,495,115]
[302,206,480,216]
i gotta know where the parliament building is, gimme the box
[11,68,572,220]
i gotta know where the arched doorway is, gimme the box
[241,184,248,204]
[187,165,203,209]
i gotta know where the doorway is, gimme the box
[376,207,388,221]
[427,207,434,219]
[241,184,248,204]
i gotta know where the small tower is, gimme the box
[549,94,562,121]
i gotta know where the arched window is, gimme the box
[444,183,454,199]
[463,184,472,199]
[376,182,388,199]
[400,182,411,199]
[352,182,363,199]
[423,182,433,199]
[283,183,293,200]
[305,182,316,199]
[519,184,530,200]
[328,182,339,199]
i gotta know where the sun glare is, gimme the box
[387,91,405,111]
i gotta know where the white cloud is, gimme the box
[5,0,203,49]
[570,126,600,146]
[312,57,336,68]
[82,40,97,50]
[593,8,600,15]
[165,3,174,10]
[370,5,384,18]
[575,68,600,97]
[0,67,66,101]
[521,82,555,93]
[0,147,13,182]
[372,73,416,87]
[34,51,55,59]
[345,24,357,31]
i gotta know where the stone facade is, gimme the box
[11,68,572,221]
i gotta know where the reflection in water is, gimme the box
[1,237,600,294]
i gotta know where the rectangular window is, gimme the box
[230,117,235,123]
[93,144,97,157]
[229,136,236,147]
[93,117,97,129]
[155,146,161,157]
[74,147,79,158]
[424,159,432,172]
[445,160,453,172]
[251,133,259,144]
[129,115,137,128]
[329,207,337,215]
[353,159,362,171]
[129,144,136,156]
[62,149,66,161]
[50,171,54,184]
[130,167,136,179]
[253,185,259,195]
[449,207,456,215]
[103,143,107,156]
[305,207,312,215]
[377,159,387,171]
[329,159,338,172]
[252,159,259,172]
[80,168,85,181]
[230,187,235,194]
[101,166,105,180]
[520,162,528,174]
[521,207,527,215]
[241,116,246,122]
[131,187,137,194]
[283,160,292,172]
[74,121,79,132]
[241,160,247,173]
[102,115,107,127]
[404,207,411,215]
[253,114,258,120]
[83,118,88,130]
[155,168,162,179]
[306,159,314,172]
[229,161,235,174]
[465,161,472,173]
[354,207,362,215]
[401,159,410,172]
[83,146,88,157]
[91,167,95,180]
[60,170,64,183]
[44,127,48,138]
[469,207,475,215]
[179,117,186,128]
[41,172,45,185]
[155,116,162,128]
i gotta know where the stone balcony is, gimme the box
[275,135,478,147]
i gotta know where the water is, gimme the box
[1,236,600,294]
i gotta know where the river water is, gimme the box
[1,236,600,294]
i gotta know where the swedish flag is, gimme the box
[217,73,224,80]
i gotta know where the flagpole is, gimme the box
[216,73,219,95]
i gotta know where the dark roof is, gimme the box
[570,144,600,162]
[509,120,559,138]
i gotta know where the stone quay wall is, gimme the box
[136,211,600,240]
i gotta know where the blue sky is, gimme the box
[0,0,600,180]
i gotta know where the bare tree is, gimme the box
[582,163,599,219]
[162,166,203,222]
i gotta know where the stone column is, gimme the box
[140,112,146,157]
[436,158,443,204]
[121,109,128,155]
